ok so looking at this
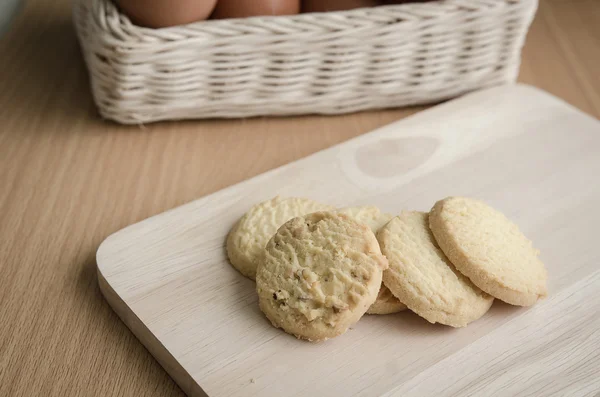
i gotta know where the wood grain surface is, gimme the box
[0,0,599,396]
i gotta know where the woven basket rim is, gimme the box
[88,0,535,45]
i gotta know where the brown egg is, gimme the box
[302,0,378,12]
[212,0,301,19]
[379,0,436,4]
[116,0,218,28]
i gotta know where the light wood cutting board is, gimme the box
[97,84,600,397]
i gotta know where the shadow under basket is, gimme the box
[73,0,538,124]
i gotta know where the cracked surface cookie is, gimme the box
[256,211,388,341]
[337,206,407,315]
[377,211,493,327]
[429,197,547,306]
[226,196,333,280]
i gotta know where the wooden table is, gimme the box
[1,1,598,396]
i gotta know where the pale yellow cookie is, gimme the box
[337,206,407,315]
[336,206,393,234]
[366,284,407,315]
[378,211,494,327]
[256,212,388,341]
[227,196,333,280]
[429,197,547,306]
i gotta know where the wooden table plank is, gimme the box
[0,0,598,396]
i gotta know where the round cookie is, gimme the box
[336,206,393,234]
[337,206,407,315]
[429,197,547,306]
[256,211,388,341]
[377,211,494,327]
[367,284,407,315]
[226,196,333,280]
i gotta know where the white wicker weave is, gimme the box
[73,0,538,124]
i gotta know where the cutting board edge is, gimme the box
[97,267,209,397]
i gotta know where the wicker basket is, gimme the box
[73,0,537,124]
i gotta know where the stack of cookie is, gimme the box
[226,196,547,342]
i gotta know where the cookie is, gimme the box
[336,206,407,315]
[378,211,494,327]
[336,206,393,234]
[256,211,388,341]
[226,196,333,280]
[429,197,547,306]
[366,284,407,315]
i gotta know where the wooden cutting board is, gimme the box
[97,84,600,397]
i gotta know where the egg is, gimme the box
[116,0,218,28]
[302,0,434,12]
[379,0,436,4]
[302,0,379,12]
[212,0,301,19]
